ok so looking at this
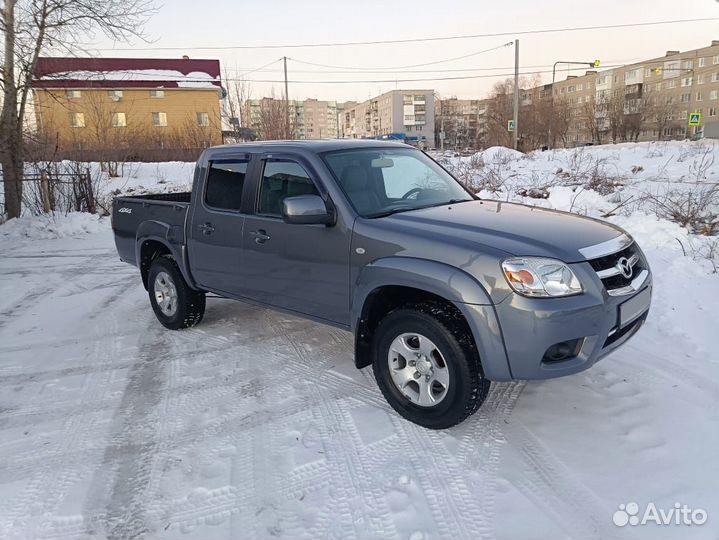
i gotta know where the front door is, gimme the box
[240,156,351,325]
[187,157,251,295]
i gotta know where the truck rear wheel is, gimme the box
[372,304,490,429]
[148,256,205,330]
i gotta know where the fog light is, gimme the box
[543,339,582,363]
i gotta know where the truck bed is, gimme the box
[112,192,191,266]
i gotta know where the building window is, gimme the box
[111,112,126,127]
[69,112,85,127]
[682,60,693,70]
[699,57,707,67]
[713,55,719,65]
[697,74,705,84]
[680,93,690,103]
[713,72,719,82]
[413,95,426,102]
[696,92,703,102]
[644,68,652,77]
[681,77,692,87]
[711,90,718,100]
[108,90,123,100]
[709,107,717,117]
[66,90,81,99]
[196,112,209,126]
[403,95,412,104]
[150,90,165,98]
[152,112,167,127]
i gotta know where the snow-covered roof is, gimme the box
[33,57,222,90]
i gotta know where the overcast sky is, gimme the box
[88,0,719,102]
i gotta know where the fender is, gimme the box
[352,257,512,380]
[135,220,197,290]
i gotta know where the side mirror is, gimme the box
[282,194,334,225]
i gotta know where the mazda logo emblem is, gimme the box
[617,257,633,279]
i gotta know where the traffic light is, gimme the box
[593,60,601,68]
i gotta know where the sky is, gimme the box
[87,0,719,103]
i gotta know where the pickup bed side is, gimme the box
[112,192,196,288]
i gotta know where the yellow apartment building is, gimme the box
[32,57,223,160]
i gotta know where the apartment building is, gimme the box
[436,98,489,149]
[244,98,341,140]
[537,40,719,147]
[32,57,223,159]
[341,90,435,147]
[449,41,719,150]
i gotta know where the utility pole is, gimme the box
[283,56,290,139]
[512,39,520,150]
[548,59,600,148]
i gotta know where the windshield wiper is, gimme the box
[415,198,474,210]
[367,207,416,219]
[368,199,473,218]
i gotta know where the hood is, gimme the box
[382,200,625,262]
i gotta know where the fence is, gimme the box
[1,167,99,217]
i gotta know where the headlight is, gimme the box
[501,257,582,297]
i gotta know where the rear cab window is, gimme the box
[204,160,249,211]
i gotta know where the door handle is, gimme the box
[198,222,215,235]
[249,229,271,244]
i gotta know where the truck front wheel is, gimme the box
[148,256,205,330]
[372,305,490,429]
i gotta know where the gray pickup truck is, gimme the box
[112,140,652,428]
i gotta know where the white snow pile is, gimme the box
[437,140,719,271]
[0,212,108,239]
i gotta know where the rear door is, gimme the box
[187,155,253,295]
[239,154,351,325]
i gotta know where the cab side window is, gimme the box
[258,160,319,217]
[205,161,248,211]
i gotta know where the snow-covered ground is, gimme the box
[0,141,718,539]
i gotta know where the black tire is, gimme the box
[372,303,491,429]
[147,256,205,330]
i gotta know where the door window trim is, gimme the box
[255,156,323,220]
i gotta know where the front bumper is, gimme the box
[458,259,652,381]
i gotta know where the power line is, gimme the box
[93,17,716,51]
[235,58,283,78]
[229,61,635,74]
[38,63,621,85]
[228,64,624,84]
[288,42,514,71]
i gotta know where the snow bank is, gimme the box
[0,212,108,239]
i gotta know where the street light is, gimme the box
[547,60,600,149]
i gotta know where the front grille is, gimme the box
[587,242,644,292]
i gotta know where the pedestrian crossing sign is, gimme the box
[688,113,702,127]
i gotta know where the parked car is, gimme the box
[112,140,652,429]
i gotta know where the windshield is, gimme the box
[322,147,474,218]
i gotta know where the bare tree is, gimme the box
[0,0,156,218]
[645,96,679,140]
[222,68,253,142]
[248,94,295,140]
[605,90,626,143]
[580,95,604,145]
